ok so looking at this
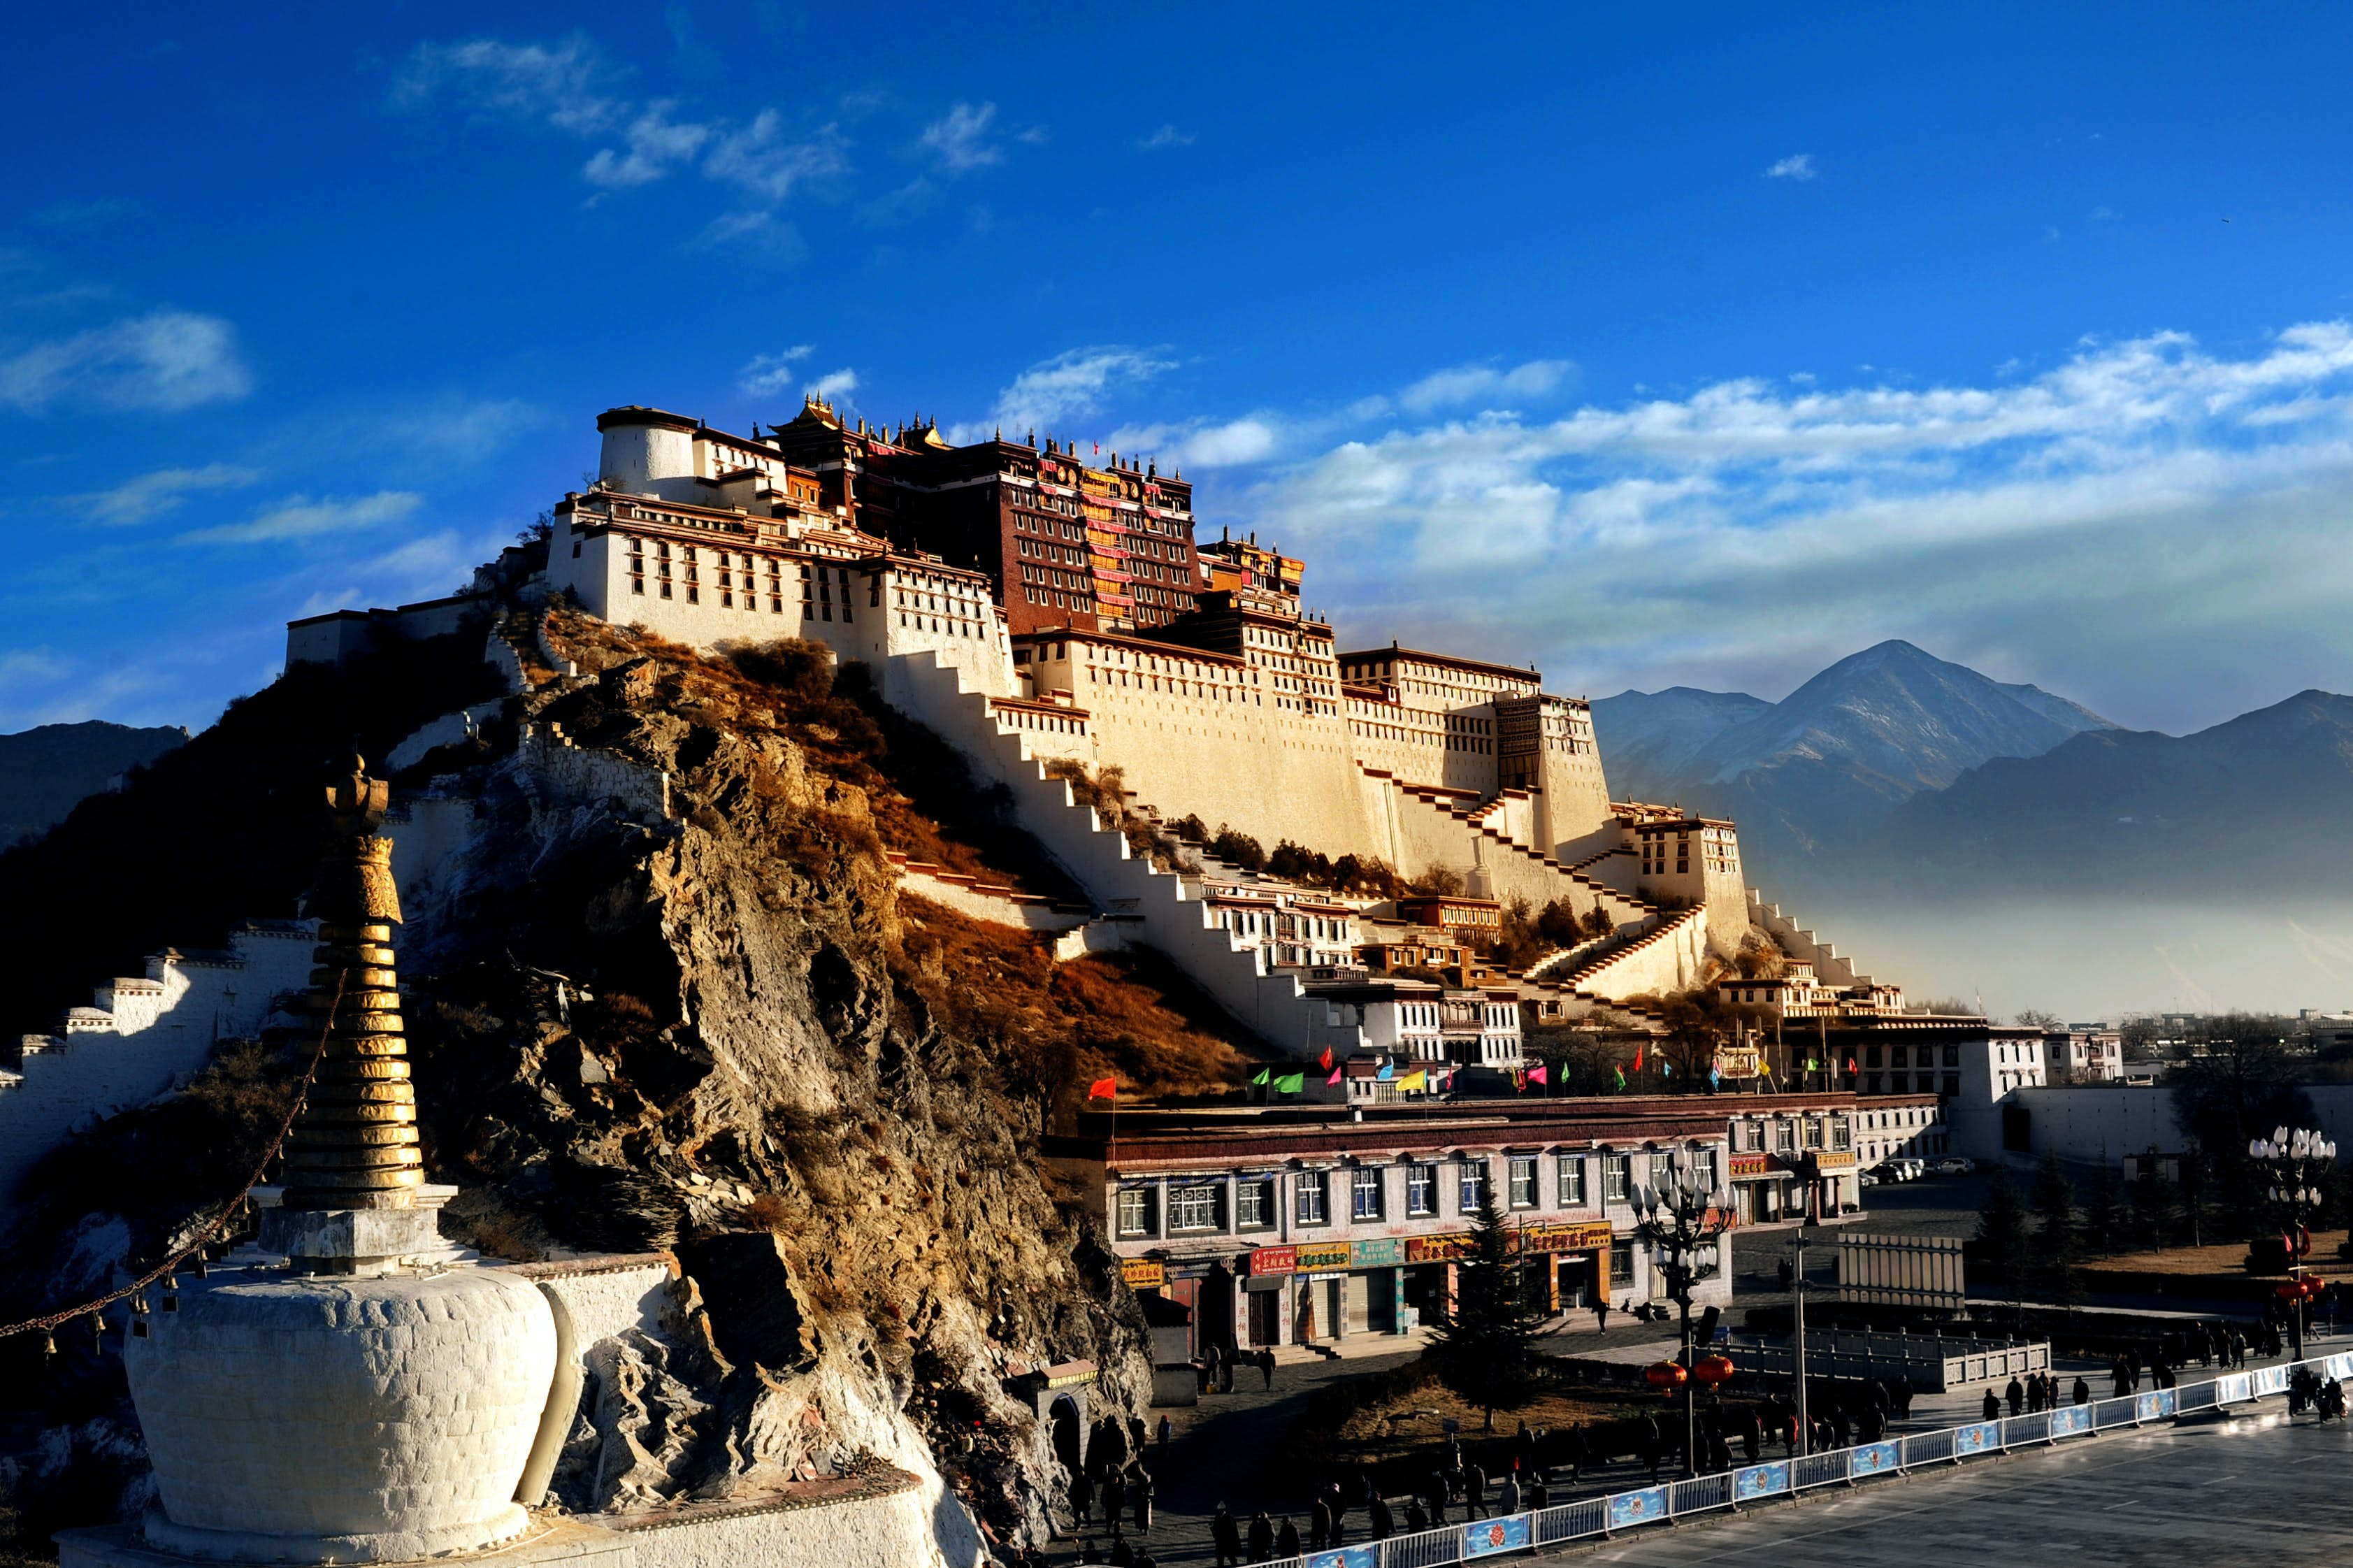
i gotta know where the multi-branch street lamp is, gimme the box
[1632,1147,1734,1478]
[2250,1125,2338,1362]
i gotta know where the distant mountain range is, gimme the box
[0,721,188,847]
[1593,640,2114,866]
[1874,689,2353,893]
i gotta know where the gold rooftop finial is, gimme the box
[279,753,423,1210]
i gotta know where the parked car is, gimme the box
[1857,1170,1880,1188]
[1892,1158,1926,1181]
[1935,1156,1975,1175]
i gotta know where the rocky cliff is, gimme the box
[0,600,1252,1561]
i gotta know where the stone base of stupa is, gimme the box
[57,1518,631,1568]
[58,1465,957,1568]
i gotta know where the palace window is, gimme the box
[1237,1178,1274,1230]
[1508,1156,1539,1209]
[1115,1187,1156,1238]
[1295,1172,1328,1225]
[1692,1149,1717,1191]
[1169,1184,1223,1233]
[1775,1121,1796,1153]
[1406,1163,1438,1216]
[1558,1155,1588,1205]
[1603,1153,1631,1202]
[1351,1165,1385,1221]
[1832,1119,1852,1151]
[1458,1158,1490,1213]
[1609,1238,1635,1288]
[1804,1116,1825,1150]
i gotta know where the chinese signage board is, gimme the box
[1120,1259,1165,1288]
[1249,1246,1297,1276]
[1351,1238,1405,1269]
[1296,1242,1353,1272]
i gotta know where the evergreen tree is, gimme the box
[2031,1149,2081,1304]
[1976,1164,2031,1300]
[2081,1149,2124,1257]
[1426,1193,1548,1429]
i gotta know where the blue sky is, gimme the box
[8,3,2353,736]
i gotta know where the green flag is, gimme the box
[1806,1058,1819,1071]
[1274,1072,1306,1094]
[1252,1068,1269,1086]
[1612,1065,1627,1091]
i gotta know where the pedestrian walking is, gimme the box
[1072,1471,1094,1527]
[1156,1414,1172,1451]
[1425,1472,1448,1527]
[1369,1495,1394,1539]
[1309,1498,1330,1551]
[2072,1376,2091,1406]
[2110,1356,2133,1399]
[1566,1422,1589,1482]
[1499,1474,1522,1515]
[1202,1344,1221,1393]
[1211,1504,1242,1567]
[1276,1518,1301,1559]
[1595,1300,1611,1334]
[1130,1468,1153,1534]
[1465,1460,1487,1520]
[1246,1511,1273,1565]
[2005,1376,2023,1417]
[1259,1348,1276,1389]
[1404,1497,1428,1533]
[1982,1389,2001,1422]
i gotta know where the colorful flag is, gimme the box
[1709,1066,1721,1088]
[1661,1060,1674,1078]
[1612,1065,1627,1091]
[1088,1077,1116,1100]
[1633,1042,1645,1071]
[1326,1066,1343,1086]
[1806,1057,1819,1072]
[1846,1056,1857,1074]
[1398,1067,1427,1091]
[1528,1065,1548,1085]
[1513,1070,1527,1092]
[1376,1060,1395,1080]
[1318,1046,1334,1072]
[1274,1072,1306,1094]
[1251,1068,1269,1086]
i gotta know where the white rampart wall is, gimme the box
[0,926,317,1203]
[1747,889,1866,986]
[1357,772,1650,928]
[887,651,1333,1051]
[597,424,700,503]
[1550,905,1709,1002]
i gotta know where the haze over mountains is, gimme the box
[1595,640,2353,904]
[1594,640,2115,871]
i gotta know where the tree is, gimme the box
[1209,826,1265,872]
[1977,1164,2031,1296]
[1425,1195,1549,1429]
[2014,1008,2062,1030]
[2031,1149,2081,1304]
[2167,1012,2311,1233]
[2081,1150,2124,1258]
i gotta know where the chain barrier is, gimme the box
[0,973,345,1351]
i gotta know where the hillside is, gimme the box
[0,600,1261,1553]
[0,720,187,847]
[1594,640,2113,868]
[1868,689,2353,893]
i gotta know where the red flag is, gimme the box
[1846,1056,1857,1074]
[1088,1077,1116,1100]
[1318,1046,1334,1072]
[1633,1042,1645,1072]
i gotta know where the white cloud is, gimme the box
[179,491,422,546]
[703,112,850,201]
[693,210,807,262]
[391,36,615,133]
[583,101,712,187]
[1398,359,1574,415]
[970,346,1177,440]
[806,368,859,402]
[1764,153,1819,182]
[75,462,261,525]
[0,309,252,414]
[1217,321,2353,730]
[1106,416,1281,471]
[919,101,1003,172]
[1139,124,1195,150]
[739,345,815,396]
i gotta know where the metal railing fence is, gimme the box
[1235,1350,2353,1568]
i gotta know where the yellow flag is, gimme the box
[1397,1067,1427,1091]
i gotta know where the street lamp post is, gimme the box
[1633,1147,1734,1478]
[2250,1125,2338,1364]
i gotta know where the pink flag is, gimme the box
[1326,1067,1343,1086]
[1527,1065,1548,1084]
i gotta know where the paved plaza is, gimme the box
[1573,1408,2353,1567]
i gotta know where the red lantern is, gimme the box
[1693,1354,1736,1387]
[2276,1279,2305,1301]
[2304,1274,2328,1300]
[1645,1360,1689,1391]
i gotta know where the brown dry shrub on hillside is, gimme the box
[891,894,1250,1107]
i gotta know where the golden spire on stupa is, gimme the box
[278,755,424,1208]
